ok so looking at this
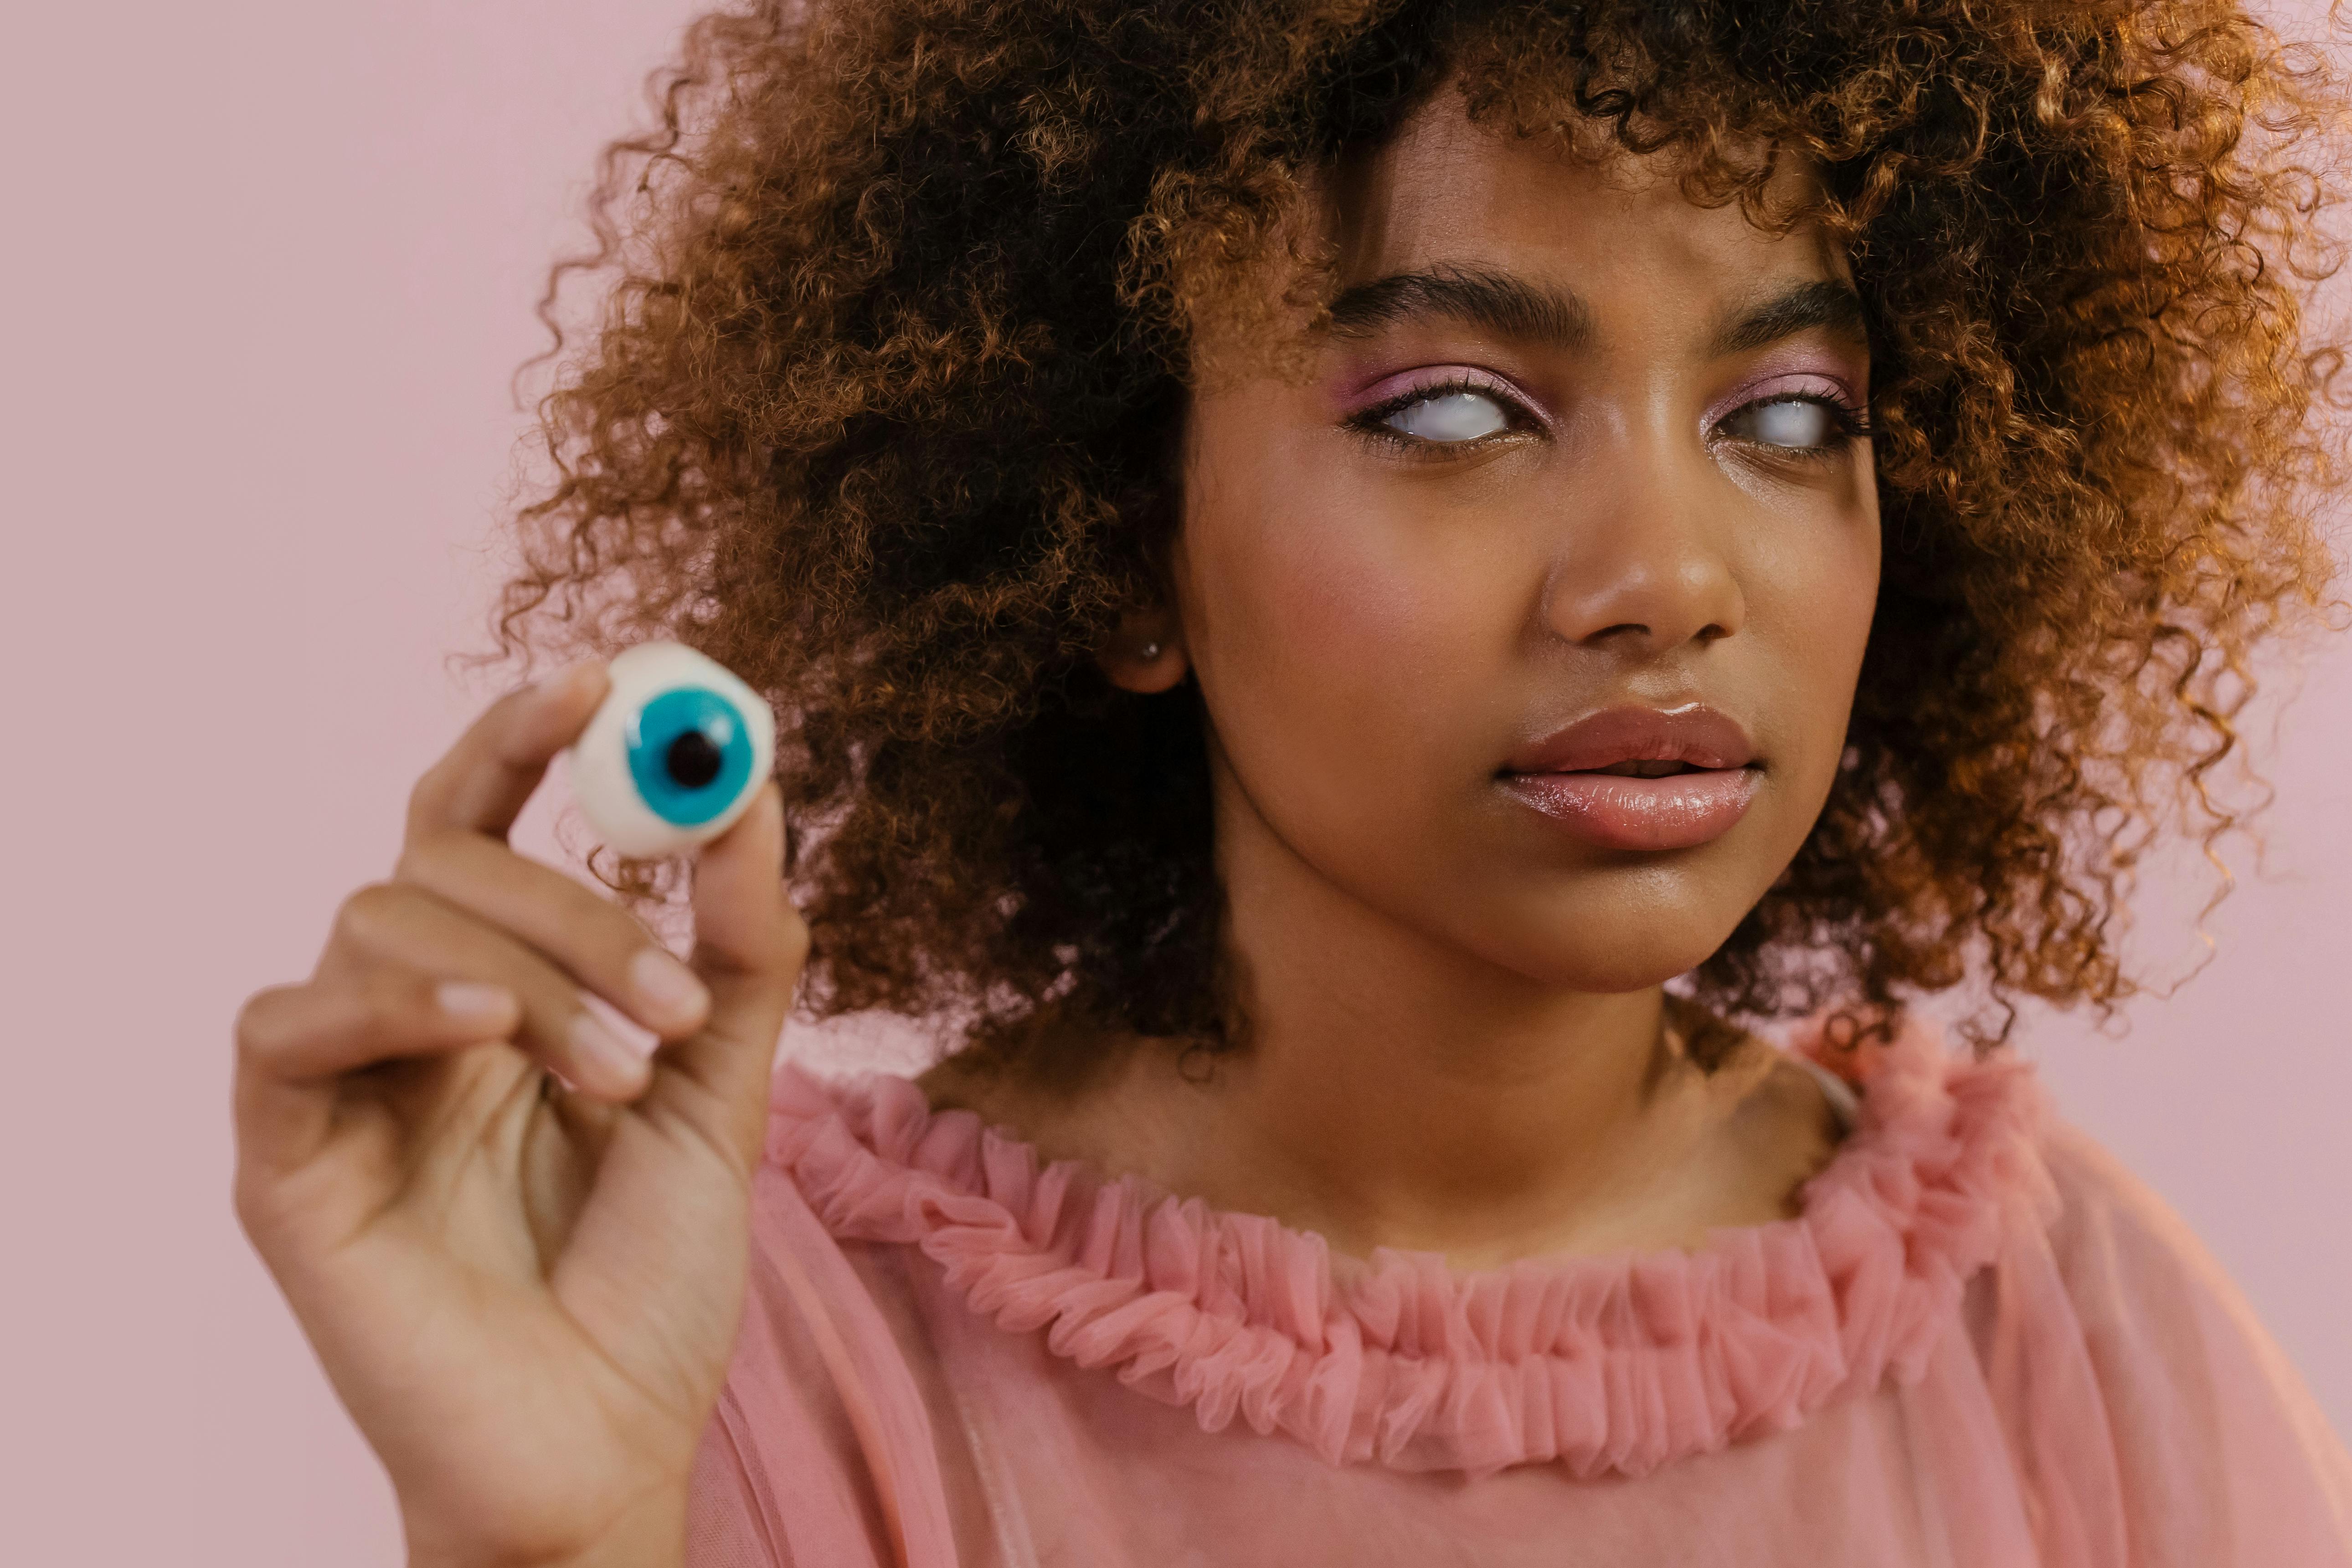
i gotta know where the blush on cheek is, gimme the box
[1182,386,1506,815]
[1749,533,1879,816]
[1186,415,1437,693]
[1231,506,1460,719]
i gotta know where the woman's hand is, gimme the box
[232,661,806,1568]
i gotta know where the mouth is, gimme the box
[1580,758,1721,779]
[1496,704,1761,852]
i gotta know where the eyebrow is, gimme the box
[1327,265,1598,350]
[1711,277,1871,355]
[1323,264,1869,359]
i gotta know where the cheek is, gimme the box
[1747,506,1880,798]
[1816,519,1880,702]
[1179,440,1506,812]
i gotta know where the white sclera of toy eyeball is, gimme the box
[566,641,777,858]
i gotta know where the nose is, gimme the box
[1535,427,1746,656]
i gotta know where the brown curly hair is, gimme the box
[494,0,2350,1073]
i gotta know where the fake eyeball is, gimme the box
[566,642,777,857]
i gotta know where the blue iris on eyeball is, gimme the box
[625,688,758,827]
[567,642,777,857]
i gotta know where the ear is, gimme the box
[1094,604,1189,694]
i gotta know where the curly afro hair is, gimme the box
[494,0,2350,1073]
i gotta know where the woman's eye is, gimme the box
[1381,388,1512,443]
[1723,394,1863,452]
[567,640,777,857]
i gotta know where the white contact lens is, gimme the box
[1389,390,1507,442]
[566,642,777,857]
[1748,396,1836,449]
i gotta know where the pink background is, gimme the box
[4,2,2346,1560]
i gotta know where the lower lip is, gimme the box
[1498,767,1760,852]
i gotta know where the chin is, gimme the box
[1472,887,1755,995]
[1534,947,1725,996]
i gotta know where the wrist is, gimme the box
[405,1493,686,1568]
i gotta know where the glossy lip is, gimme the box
[1497,704,1762,852]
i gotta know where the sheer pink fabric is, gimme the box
[684,1021,2352,1567]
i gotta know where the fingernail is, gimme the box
[570,1011,655,1080]
[436,981,515,1026]
[629,948,710,1029]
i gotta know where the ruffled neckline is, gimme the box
[762,1017,2059,1479]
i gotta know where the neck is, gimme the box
[922,756,1835,1267]
[1162,792,1743,1261]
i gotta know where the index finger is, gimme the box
[406,658,612,843]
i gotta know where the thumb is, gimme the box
[644,782,805,1173]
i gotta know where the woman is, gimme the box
[232,0,2352,1563]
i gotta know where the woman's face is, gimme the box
[1132,94,1880,995]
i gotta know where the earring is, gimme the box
[1138,640,1163,660]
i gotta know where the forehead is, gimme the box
[1318,90,1846,302]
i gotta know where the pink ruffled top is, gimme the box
[684,1021,2352,1568]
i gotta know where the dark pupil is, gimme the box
[664,729,724,789]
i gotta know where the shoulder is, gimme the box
[1991,1106,2352,1564]
[2034,1116,2233,1318]
[2031,1112,2336,1412]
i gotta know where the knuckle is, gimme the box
[352,975,417,1035]
[334,881,408,947]
[389,834,443,889]
[233,987,295,1062]
[229,1166,270,1239]
[402,778,440,838]
[230,1166,296,1253]
[406,752,455,815]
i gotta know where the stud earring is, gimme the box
[1138,640,1163,660]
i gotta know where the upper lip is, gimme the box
[1500,704,1757,774]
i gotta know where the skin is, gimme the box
[928,92,1880,1264]
[234,663,804,1568]
[230,85,1878,1568]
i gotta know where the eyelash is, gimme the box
[1712,392,1872,461]
[1341,376,1878,462]
[1345,378,1543,453]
